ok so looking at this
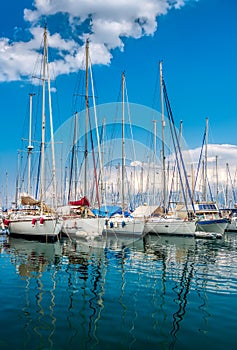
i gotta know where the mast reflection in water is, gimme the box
[0,232,237,349]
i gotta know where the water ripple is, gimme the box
[1,233,237,349]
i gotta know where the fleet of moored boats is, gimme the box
[2,27,234,244]
[0,199,235,242]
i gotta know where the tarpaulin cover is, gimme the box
[68,196,90,207]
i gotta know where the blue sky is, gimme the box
[0,0,236,204]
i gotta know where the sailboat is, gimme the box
[142,62,197,236]
[103,72,145,237]
[7,27,62,241]
[191,118,228,236]
[58,39,104,241]
[219,163,237,232]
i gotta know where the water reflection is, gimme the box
[9,237,62,276]
[1,233,237,349]
[143,233,237,349]
[144,233,237,295]
[59,236,145,349]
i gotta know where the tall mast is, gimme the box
[27,93,35,195]
[101,118,105,204]
[159,61,166,211]
[204,117,208,201]
[46,49,57,209]
[122,72,125,212]
[216,155,219,204]
[89,59,103,208]
[178,120,183,203]
[5,171,8,209]
[84,38,89,197]
[140,161,144,203]
[15,151,20,208]
[117,162,121,205]
[153,120,157,205]
[191,163,194,200]
[40,26,47,212]
[74,113,78,199]
[68,112,78,202]
[202,159,205,200]
[225,162,228,207]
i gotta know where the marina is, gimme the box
[0,2,236,349]
[0,231,237,349]
[1,27,234,244]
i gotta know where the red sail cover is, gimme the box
[68,196,90,207]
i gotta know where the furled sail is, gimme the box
[21,195,40,206]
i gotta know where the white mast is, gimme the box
[101,118,106,204]
[122,72,125,212]
[40,26,47,213]
[68,112,78,202]
[39,26,57,210]
[159,61,166,211]
[225,162,229,207]
[84,38,89,197]
[216,155,219,204]
[46,52,57,209]
[73,112,78,199]
[153,120,157,205]
[179,120,183,203]
[204,117,208,201]
[89,59,104,207]
[5,171,8,209]
[27,93,35,195]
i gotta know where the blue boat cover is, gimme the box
[92,205,133,218]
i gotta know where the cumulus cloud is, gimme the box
[0,0,189,82]
[0,26,81,81]
[186,143,237,184]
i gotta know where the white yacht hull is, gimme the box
[144,218,196,236]
[61,217,104,238]
[103,217,144,237]
[8,215,61,240]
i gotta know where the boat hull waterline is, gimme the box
[61,217,105,239]
[144,218,196,236]
[8,216,62,239]
[103,217,145,237]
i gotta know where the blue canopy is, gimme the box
[92,205,134,218]
[92,205,122,217]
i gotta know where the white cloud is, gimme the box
[130,160,143,167]
[186,143,237,184]
[0,0,189,82]
[0,26,81,81]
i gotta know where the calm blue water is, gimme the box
[0,232,237,350]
